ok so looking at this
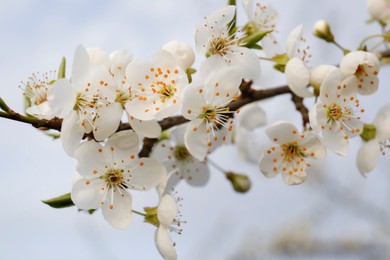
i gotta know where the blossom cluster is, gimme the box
[10,0,390,259]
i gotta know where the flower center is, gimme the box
[281,142,306,161]
[355,64,366,78]
[209,37,231,56]
[198,105,231,126]
[173,145,192,161]
[115,89,130,108]
[101,168,126,189]
[326,103,345,122]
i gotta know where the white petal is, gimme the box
[72,45,91,86]
[162,41,195,69]
[374,103,390,141]
[319,69,343,104]
[93,102,123,141]
[61,111,85,157]
[157,194,178,228]
[155,226,177,260]
[309,102,327,133]
[71,178,105,210]
[206,5,236,30]
[170,125,186,145]
[26,102,53,120]
[242,0,254,20]
[262,34,284,59]
[237,103,267,131]
[75,140,106,178]
[298,131,327,159]
[357,140,380,175]
[285,57,313,98]
[310,64,338,89]
[258,147,283,178]
[87,47,110,68]
[125,158,166,191]
[128,116,162,138]
[265,121,299,144]
[181,82,206,120]
[102,189,132,229]
[47,79,76,118]
[103,130,139,166]
[322,125,349,156]
[153,49,180,69]
[286,25,303,58]
[224,47,261,82]
[184,119,208,161]
[181,160,210,187]
[281,170,307,185]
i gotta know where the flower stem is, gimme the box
[331,40,350,55]
[132,209,147,217]
[207,158,227,175]
[358,34,384,50]
[0,97,11,112]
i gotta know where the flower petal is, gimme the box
[286,25,303,58]
[102,188,132,229]
[265,121,299,144]
[93,102,123,141]
[298,131,327,159]
[61,111,85,157]
[285,57,313,98]
[103,130,139,167]
[237,103,267,131]
[128,116,162,138]
[184,119,208,161]
[157,194,178,228]
[125,158,166,191]
[75,140,106,178]
[155,226,177,260]
[374,103,390,141]
[47,79,76,118]
[258,147,282,178]
[322,124,349,156]
[71,178,105,210]
[72,45,91,86]
[357,140,380,176]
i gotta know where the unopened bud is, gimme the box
[226,172,251,193]
[162,41,195,69]
[310,65,338,96]
[361,123,377,141]
[313,20,334,42]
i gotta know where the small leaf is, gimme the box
[57,57,66,79]
[42,193,74,208]
[242,30,273,48]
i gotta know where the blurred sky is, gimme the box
[0,0,390,259]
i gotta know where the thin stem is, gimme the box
[132,209,147,217]
[258,56,274,61]
[207,158,226,174]
[331,40,350,55]
[358,34,385,50]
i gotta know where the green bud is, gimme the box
[313,20,334,42]
[361,123,377,141]
[226,172,251,193]
[57,57,66,79]
[186,68,197,83]
[242,30,273,49]
[42,193,74,208]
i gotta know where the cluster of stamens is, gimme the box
[20,71,56,105]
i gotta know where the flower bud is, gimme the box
[162,41,195,69]
[313,20,334,42]
[226,172,251,193]
[367,0,390,24]
[310,65,338,96]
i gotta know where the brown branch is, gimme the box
[291,93,310,129]
[1,49,389,157]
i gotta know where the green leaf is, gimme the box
[57,57,66,79]
[242,30,273,48]
[42,193,74,208]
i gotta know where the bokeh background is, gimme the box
[0,0,390,259]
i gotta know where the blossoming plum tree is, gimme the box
[1,0,390,259]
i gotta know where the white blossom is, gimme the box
[71,130,166,229]
[367,0,390,23]
[258,121,326,185]
[151,126,210,187]
[162,41,195,70]
[196,5,261,83]
[309,69,364,155]
[340,51,380,95]
[357,103,390,175]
